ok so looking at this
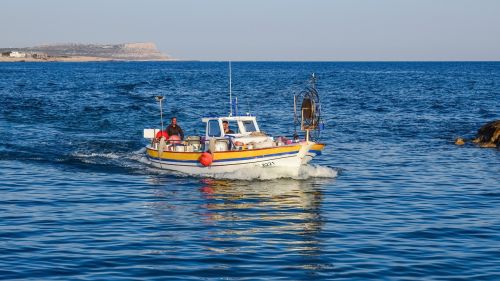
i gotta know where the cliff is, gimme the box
[0,42,171,61]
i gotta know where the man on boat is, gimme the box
[166,117,184,140]
[223,120,234,134]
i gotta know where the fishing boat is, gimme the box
[143,71,326,176]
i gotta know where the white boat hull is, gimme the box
[145,142,325,176]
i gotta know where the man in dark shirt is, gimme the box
[223,120,234,134]
[166,117,184,140]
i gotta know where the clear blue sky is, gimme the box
[2,0,499,61]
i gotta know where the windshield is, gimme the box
[207,120,221,137]
[242,120,256,132]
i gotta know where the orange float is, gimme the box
[199,152,213,167]
[155,130,169,139]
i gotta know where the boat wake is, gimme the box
[141,162,339,180]
[69,148,339,181]
[208,164,339,180]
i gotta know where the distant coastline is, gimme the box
[0,56,128,62]
[0,42,172,62]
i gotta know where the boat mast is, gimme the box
[229,61,232,116]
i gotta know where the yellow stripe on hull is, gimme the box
[310,143,325,152]
[147,144,306,161]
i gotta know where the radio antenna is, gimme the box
[229,61,232,116]
[155,96,164,131]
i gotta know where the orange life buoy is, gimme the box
[156,130,169,139]
[199,152,213,167]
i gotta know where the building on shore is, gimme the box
[30,52,48,59]
[8,51,26,58]
[1,51,49,60]
[1,51,28,58]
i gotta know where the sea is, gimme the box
[0,61,499,280]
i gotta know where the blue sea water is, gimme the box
[0,61,499,280]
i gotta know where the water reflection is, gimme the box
[198,178,333,255]
[145,173,336,274]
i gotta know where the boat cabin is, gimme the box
[200,116,275,151]
[145,116,283,153]
[202,116,261,138]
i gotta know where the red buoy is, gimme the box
[156,130,169,139]
[199,152,213,167]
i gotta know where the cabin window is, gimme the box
[226,120,239,134]
[207,120,221,137]
[242,120,257,132]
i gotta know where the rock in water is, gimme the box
[473,120,500,148]
[455,137,465,146]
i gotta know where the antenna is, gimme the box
[234,97,238,116]
[293,94,298,136]
[229,61,232,116]
[155,96,164,131]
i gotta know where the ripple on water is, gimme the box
[0,62,499,280]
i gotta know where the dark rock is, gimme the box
[473,120,500,148]
[454,137,465,145]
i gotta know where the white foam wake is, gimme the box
[72,152,121,159]
[209,164,338,180]
[83,147,339,181]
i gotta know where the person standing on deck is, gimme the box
[166,117,184,140]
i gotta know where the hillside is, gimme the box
[0,42,171,61]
